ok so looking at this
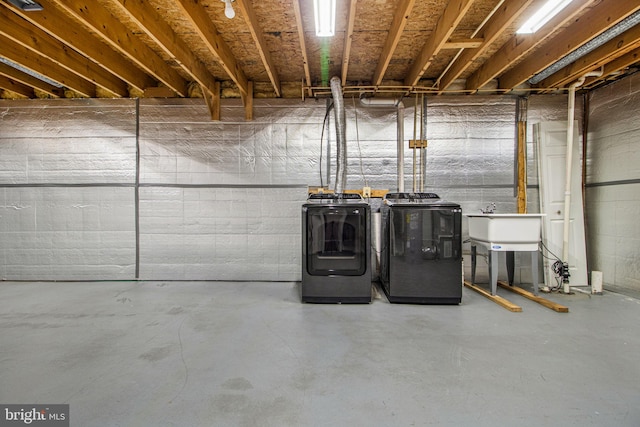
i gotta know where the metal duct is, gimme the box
[330,76,347,193]
[529,10,640,84]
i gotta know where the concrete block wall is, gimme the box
[0,94,570,283]
[586,72,640,296]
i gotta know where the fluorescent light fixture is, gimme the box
[517,0,572,34]
[7,0,43,11]
[314,0,336,37]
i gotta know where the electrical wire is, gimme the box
[319,101,334,188]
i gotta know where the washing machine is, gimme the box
[302,193,371,303]
[380,192,462,304]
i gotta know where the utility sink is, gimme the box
[465,214,545,251]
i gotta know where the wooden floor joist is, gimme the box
[497,281,569,313]
[463,280,522,312]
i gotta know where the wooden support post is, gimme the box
[516,97,528,213]
[242,80,254,121]
[203,81,221,121]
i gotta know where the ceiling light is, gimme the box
[314,0,336,37]
[221,0,235,19]
[6,0,43,11]
[517,0,572,34]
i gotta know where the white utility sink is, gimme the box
[465,213,545,251]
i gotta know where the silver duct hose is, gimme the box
[330,76,347,193]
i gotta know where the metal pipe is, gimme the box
[330,76,347,193]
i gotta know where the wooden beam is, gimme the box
[110,0,217,96]
[466,0,595,91]
[464,281,522,312]
[0,61,62,97]
[497,281,569,313]
[0,6,127,97]
[203,81,221,121]
[234,0,280,97]
[242,81,254,121]
[516,97,527,214]
[372,0,416,86]
[292,0,312,96]
[404,0,475,87]
[48,0,187,96]
[438,0,534,92]
[583,46,640,90]
[22,0,157,94]
[499,0,640,90]
[537,25,640,89]
[442,38,484,49]
[174,0,249,97]
[0,34,95,97]
[0,74,34,98]
[341,0,358,86]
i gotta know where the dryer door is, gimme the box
[306,207,367,276]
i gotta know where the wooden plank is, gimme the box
[499,0,640,90]
[292,0,312,96]
[409,139,428,148]
[438,0,534,92]
[243,81,254,121]
[175,0,249,97]
[466,0,595,91]
[372,0,416,86]
[404,0,474,87]
[497,281,569,313]
[341,0,358,86]
[0,34,95,97]
[111,0,218,96]
[0,62,62,97]
[235,0,281,97]
[47,0,185,96]
[442,38,484,49]
[0,74,33,98]
[0,6,128,97]
[463,280,522,312]
[203,81,221,121]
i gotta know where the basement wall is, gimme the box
[0,94,575,283]
[585,72,640,296]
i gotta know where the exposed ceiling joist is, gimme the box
[292,0,311,96]
[1,0,639,102]
[465,0,593,91]
[437,0,534,92]
[372,0,415,86]
[404,0,475,87]
[48,0,187,96]
[174,0,249,97]
[0,34,95,96]
[109,0,218,97]
[499,0,640,89]
[0,61,61,97]
[341,0,357,86]
[4,0,155,94]
[0,73,34,98]
[0,5,127,97]
[235,0,280,97]
[539,22,640,89]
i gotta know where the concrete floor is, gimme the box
[1,281,639,427]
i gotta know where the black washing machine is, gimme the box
[302,193,371,303]
[380,193,462,304]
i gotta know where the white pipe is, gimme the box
[562,68,603,293]
[359,96,405,192]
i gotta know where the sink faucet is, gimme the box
[481,203,496,214]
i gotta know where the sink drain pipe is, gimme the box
[563,68,603,293]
